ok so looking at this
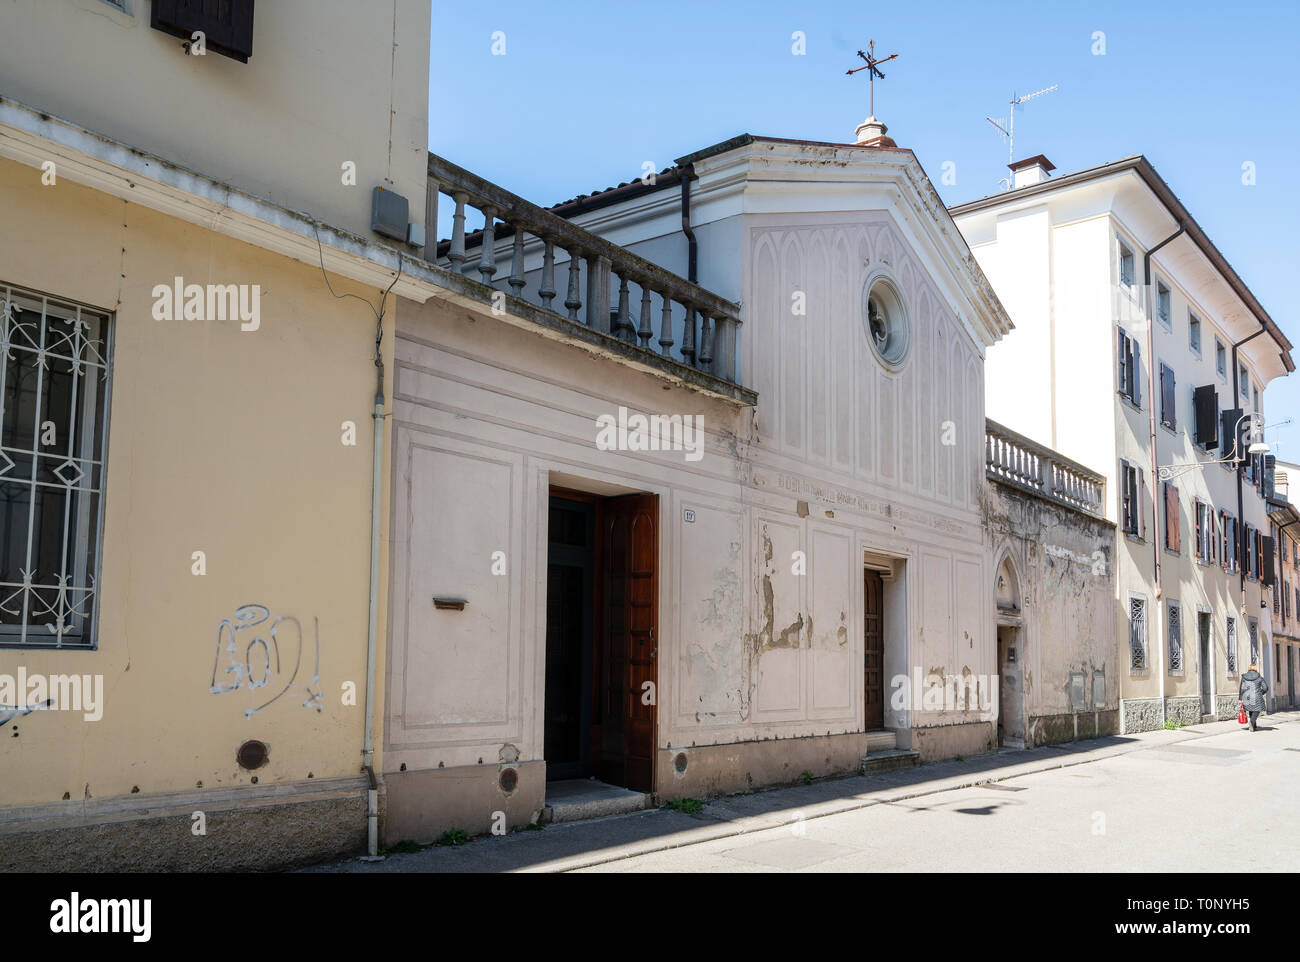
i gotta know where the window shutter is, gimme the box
[1221,407,1244,461]
[1132,339,1143,408]
[1138,469,1148,540]
[1193,385,1218,449]
[1164,483,1180,552]
[1160,364,1176,429]
[1117,329,1128,396]
[1194,499,1203,559]
[151,0,255,63]
[1264,536,1275,587]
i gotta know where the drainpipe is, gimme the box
[362,334,387,856]
[1143,223,1183,726]
[680,165,698,284]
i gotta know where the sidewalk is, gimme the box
[301,710,1300,874]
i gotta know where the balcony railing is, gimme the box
[425,154,752,403]
[986,419,1105,518]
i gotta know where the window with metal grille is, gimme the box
[0,284,111,648]
[1130,596,1147,670]
[1226,616,1237,674]
[1167,600,1182,673]
[1249,619,1259,666]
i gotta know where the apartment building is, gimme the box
[952,155,1294,731]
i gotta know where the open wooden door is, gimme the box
[599,494,658,792]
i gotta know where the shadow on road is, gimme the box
[301,734,1150,873]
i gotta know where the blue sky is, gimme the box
[429,0,1300,457]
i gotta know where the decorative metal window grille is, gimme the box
[1167,601,1182,672]
[1129,597,1147,670]
[1248,619,1259,666]
[1226,617,1237,674]
[0,285,111,648]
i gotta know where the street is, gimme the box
[305,712,1300,873]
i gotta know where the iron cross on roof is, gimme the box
[845,39,899,117]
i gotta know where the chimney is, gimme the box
[1009,154,1055,189]
[855,115,897,148]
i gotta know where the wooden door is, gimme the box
[599,494,658,792]
[864,569,884,730]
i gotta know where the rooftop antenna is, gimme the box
[986,84,1058,188]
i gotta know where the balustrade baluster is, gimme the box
[449,191,469,274]
[508,226,526,294]
[615,273,632,341]
[638,287,653,347]
[478,207,498,284]
[564,249,583,321]
[539,238,556,309]
[682,306,697,365]
[699,314,714,369]
[659,295,674,356]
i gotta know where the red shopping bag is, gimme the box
[1238,703,1248,724]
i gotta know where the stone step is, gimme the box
[866,729,897,753]
[541,779,650,824]
[860,748,921,774]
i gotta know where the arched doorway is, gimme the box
[994,553,1025,748]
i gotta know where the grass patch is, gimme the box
[435,828,469,847]
[665,797,704,814]
[801,770,815,785]
[1163,718,1182,730]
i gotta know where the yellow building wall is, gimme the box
[0,154,394,808]
[0,0,430,245]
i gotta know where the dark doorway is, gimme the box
[544,497,595,780]
[544,489,658,793]
[1198,611,1213,715]
[864,569,884,729]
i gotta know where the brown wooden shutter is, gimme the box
[151,0,255,63]
[1194,499,1203,559]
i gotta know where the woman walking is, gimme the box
[1239,664,1269,732]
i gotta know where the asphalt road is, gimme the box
[577,718,1297,873]
[302,711,1299,873]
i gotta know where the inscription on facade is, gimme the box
[753,471,965,536]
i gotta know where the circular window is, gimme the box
[862,273,910,370]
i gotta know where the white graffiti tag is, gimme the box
[209,605,323,718]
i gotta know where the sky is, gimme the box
[429,0,1300,457]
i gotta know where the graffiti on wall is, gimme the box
[209,605,324,719]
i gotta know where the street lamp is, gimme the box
[1156,412,1270,481]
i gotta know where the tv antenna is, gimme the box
[986,84,1058,185]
